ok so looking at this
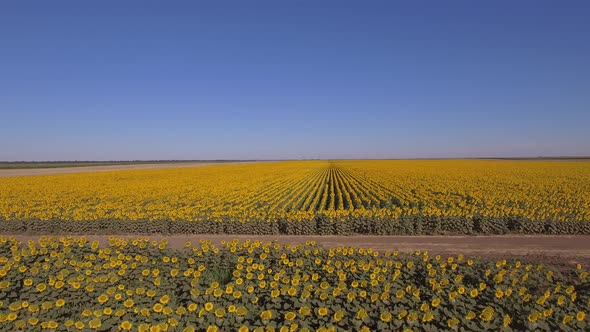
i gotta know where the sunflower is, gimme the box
[88,318,101,329]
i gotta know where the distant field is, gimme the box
[0,161,257,178]
[486,157,590,161]
[0,160,247,169]
[1,160,588,235]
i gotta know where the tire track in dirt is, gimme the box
[7,234,590,265]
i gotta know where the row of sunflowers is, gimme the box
[0,236,588,331]
[1,160,589,235]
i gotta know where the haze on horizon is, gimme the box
[1,1,589,162]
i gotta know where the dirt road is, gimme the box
[0,161,255,177]
[8,234,590,264]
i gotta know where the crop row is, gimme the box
[2,215,590,236]
[0,236,589,331]
[0,160,588,235]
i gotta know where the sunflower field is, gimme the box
[0,160,589,235]
[0,236,588,331]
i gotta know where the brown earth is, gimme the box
[0,161,257,177]
[7,234,590,266]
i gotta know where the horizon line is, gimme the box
[1,156,589,163]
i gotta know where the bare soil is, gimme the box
[0,161,255,177]
[7,234,590,266]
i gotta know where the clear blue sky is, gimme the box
[1,1,589,161]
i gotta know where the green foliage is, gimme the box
[2,216,590,235]
[0,236,588,331]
